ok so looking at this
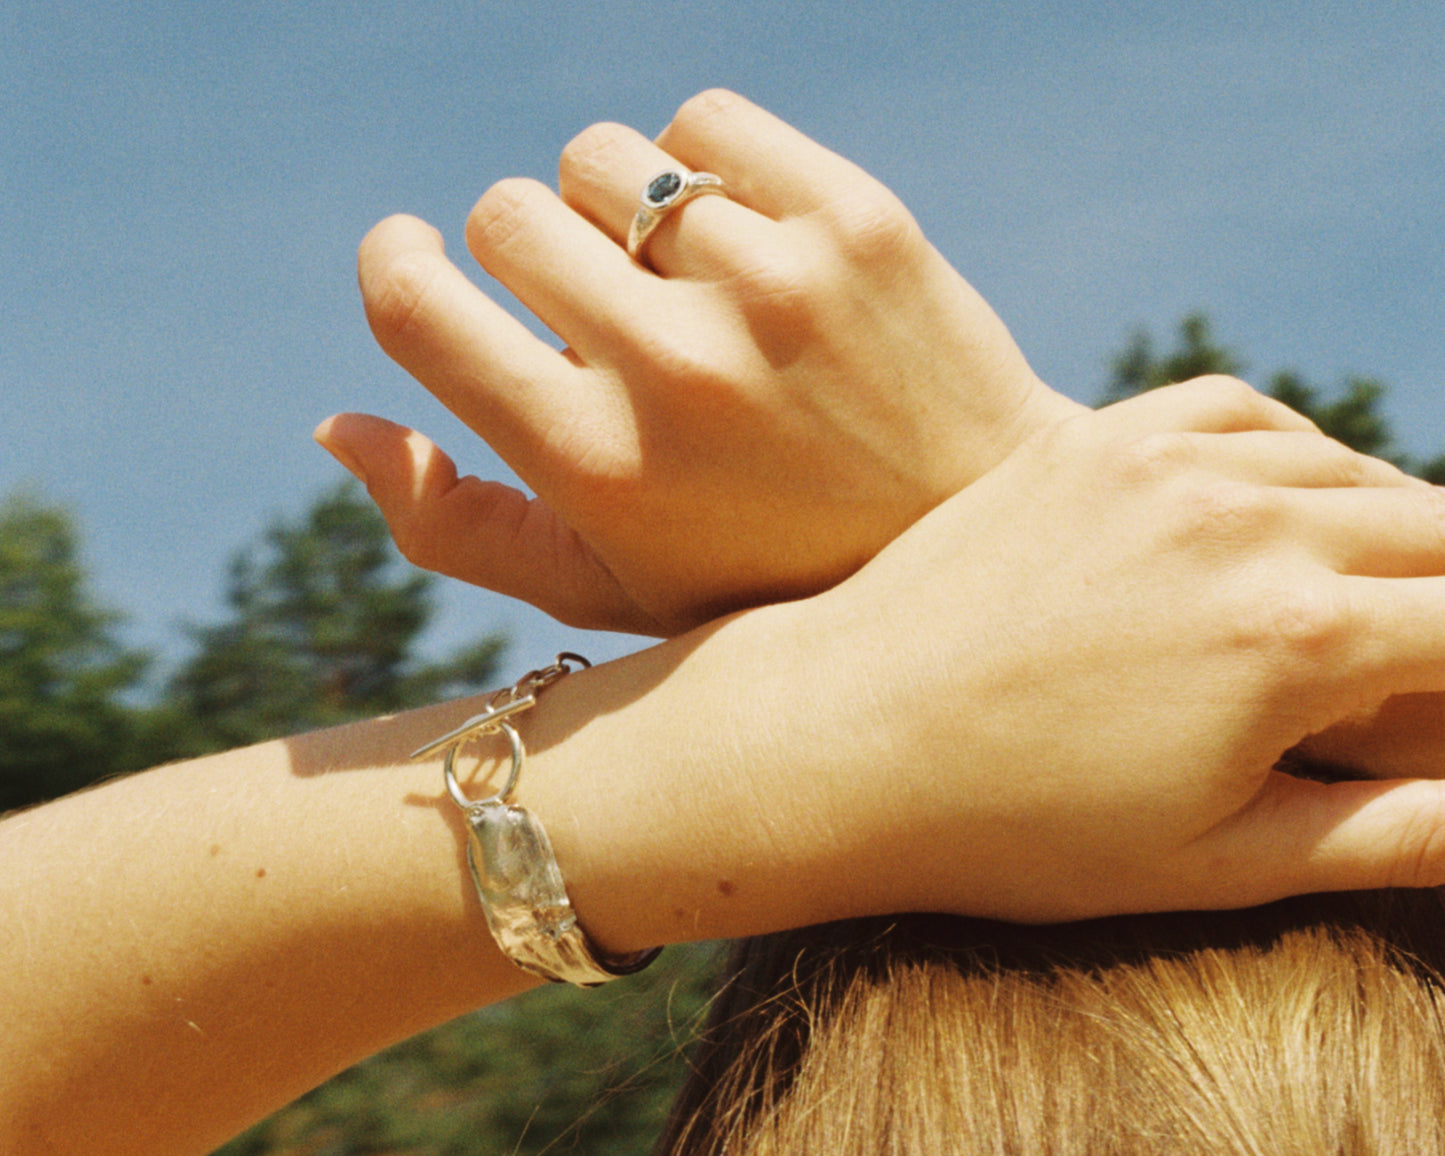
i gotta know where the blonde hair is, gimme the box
[657,894,1445,1154]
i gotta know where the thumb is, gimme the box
[313,413,660,635]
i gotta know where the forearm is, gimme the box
[0,604,863,1156]
[1,702,527,1154]
[13,383,1445,1154]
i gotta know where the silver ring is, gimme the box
[626,168,727,262]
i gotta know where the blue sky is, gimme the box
[3,1,1441,682]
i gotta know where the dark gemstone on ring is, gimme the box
[644,171,683,206]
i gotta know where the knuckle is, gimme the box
[731,245,811,297]
[1016,407,1092,470]
[386,507,435,570]
[1251,584,1352,661]
[1174,479,1278,544]
[359,246,444,349]
[624,322,726,394]
[1192,374,1320,433]
[559,121,634,185]
[1185,373,1261,410]
[465,177,552,259]
[1397,485,1445,565]
[1191,373,1256,397]
[1318,441,1375,488]
[1105,431,1198,488]
[1380,793,1445,889]
[727,249,820,334]
[1425,487,1445,552]
[820,185,924,269]
[671,88,747,135]
[1363,453,1417,487]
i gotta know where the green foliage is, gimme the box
[1102,313,1434,474]
[0,481,731,1156]
[0,494,148,810]
[4,316,1440,1153]
[1417,455,1445,486]
[1264,372,1396,462]
[148,482,505,759]
[215,943,724,1156]
[1104,313,1245,403]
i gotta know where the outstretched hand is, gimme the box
[318,90,1079,635]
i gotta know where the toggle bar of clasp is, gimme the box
[409,694,537,762]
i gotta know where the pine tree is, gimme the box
[149,481,505,759]
[0,494,148,810]
[1102,314,1442,475]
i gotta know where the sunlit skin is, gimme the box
[325,90,1445,780]
[9,92,1445,1156]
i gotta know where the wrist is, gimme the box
[513,601,880,954]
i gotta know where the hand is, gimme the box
[748,378,1445,922]
[14,380,1445,1154]
[318,90,1080,635]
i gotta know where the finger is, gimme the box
[358,215,595,480]
[1294,692,1445,781]
[1339,574,1445,694]
[1285,485,1445,577]
[314,413,661,635]
[463,177,685,363]
[656,89,886,221]
[1219,771,1445,899]
[1166,430,1419,490]
[556,119,778,279]
[1103,376,1321,436]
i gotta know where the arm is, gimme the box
[318,89,1082,635]
[324,89,1445,776]
[11,383,1445,1154]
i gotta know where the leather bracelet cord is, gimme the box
[412,653,661,987]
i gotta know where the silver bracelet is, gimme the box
[411,653,661,987]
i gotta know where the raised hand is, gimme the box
[318,90,1080,635]
[14,381,1445,1156]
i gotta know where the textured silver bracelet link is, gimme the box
[412,653,661,987]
